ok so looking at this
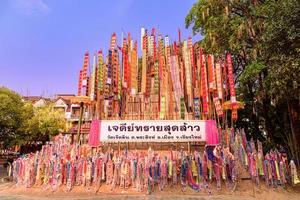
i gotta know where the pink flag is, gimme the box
[205,120,219,145]
[88,120,100,147]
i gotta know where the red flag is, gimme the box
[77,52,89,96]
[122,37,129,89]
[226,53,238,120]
[213,96,223,117]
[188,37,196,88]
[78,70,82,96]
[200,49,209,114]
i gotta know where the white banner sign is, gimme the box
[99,120,209,142]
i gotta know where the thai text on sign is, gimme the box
[97,120,217,142]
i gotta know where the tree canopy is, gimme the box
[23,102,66,143]
[0,87,65,149]
[0,87,30,148]
[186,0,300,163]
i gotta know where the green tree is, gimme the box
[0,87,31,148]
[0,87,66,149]
[24,103,66,143]
[186,0,300,163]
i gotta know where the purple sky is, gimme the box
[0,0,201,97]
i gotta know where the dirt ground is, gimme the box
[0,180,299,200]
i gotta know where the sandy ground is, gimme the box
[0,163,7,177]
[0,180,299,200]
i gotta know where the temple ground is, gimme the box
[0,194,258,200]
[0,182,299,200]
[1,161,300,199]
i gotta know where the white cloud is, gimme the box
[12,0,50,15]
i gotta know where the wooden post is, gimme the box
[76,102,84,144]
[91,147,94,156]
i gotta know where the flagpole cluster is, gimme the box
[76,28,241,127]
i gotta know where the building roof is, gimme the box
[55,94,76,100]
[22,96,43,102]
[22,96,51,103]
[54,98,67,107]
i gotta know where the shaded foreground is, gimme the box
[1,181,299,200]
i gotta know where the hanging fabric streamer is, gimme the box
[263,156,269,186]
[215,61,223,100]
[213,96,223,117]
[183,41,193,108]
[188,37,196,89]
[226,53,237,120]
[88,120,100,147]
[170,55,183,111]
[13,128,299,196]
[160,95,166,119]
[202,151,208,182]
[161,157,167,190]
[153,61,159,94]
[180,158,188,189]
[180,97,185,119]
[207,55,216,92]
[193,97,200,119]
[97,50,104,93]
[187,163,200,191]
[200,50,209,114]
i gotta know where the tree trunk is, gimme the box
[262,97,274,139]
[288,99,300,165]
